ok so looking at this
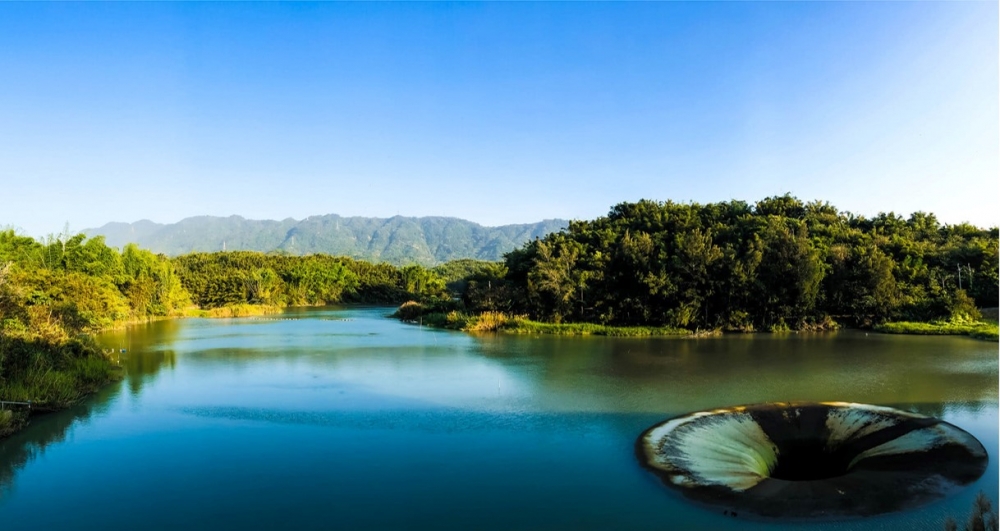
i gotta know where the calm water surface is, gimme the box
[0,307,996,530]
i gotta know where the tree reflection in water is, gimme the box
[0,319,182,498]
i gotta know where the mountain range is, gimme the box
[85,215,568,266]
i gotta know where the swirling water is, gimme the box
[0,306,995,530]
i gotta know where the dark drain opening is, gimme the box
[769,441,852,481]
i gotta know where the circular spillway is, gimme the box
[636,402,988,520]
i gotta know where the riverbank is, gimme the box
[0,303,291,440]
[875,319,999,341]
[0,338,123,438]
[2,305,994,531]
[180,303,285,318]
[77,304,285,332]
[395,304,998,341]
[398,308,694,337]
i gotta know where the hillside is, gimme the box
[85,215,567,266]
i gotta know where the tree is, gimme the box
[753,218,824,328]
[526,238,584,323]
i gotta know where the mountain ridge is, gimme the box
[85,214,568,266]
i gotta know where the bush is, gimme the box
[464,311,512,332]
[949,290,982,321]
[393,301,424,321]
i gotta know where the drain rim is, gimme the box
[636,402,989,521]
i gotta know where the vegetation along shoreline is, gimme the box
[2,195,997,438]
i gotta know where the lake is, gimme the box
[0,306,996,530]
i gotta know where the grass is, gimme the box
[181,304,285,318]
[874,318,999,341]
[503,318,692,337]
[400,301,999,341]
[1,337,123,438]
[405,310,692,337]
[1,354,123,410]
[1,301,285,440]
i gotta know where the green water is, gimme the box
[0,306,996,530]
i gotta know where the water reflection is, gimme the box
[0,382,120,499]
[0,319,182,497]
[470,331,998,414]
[0,308,995,531]
[100,320,181,395]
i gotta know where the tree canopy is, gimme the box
[461,196,998,331]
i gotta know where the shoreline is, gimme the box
[1,303,287,440]
[5,303,995,439]
[396,311,998,342]
[874,321,998,341]
[1,301,395,439]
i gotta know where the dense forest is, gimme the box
[447,196,997,333]
[87,214,567,266]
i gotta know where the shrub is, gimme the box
[393,301,424,321]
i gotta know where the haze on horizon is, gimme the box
[1,2,997,238]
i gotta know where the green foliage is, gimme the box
[501,319,691,337]
[0,335,121,409]
[875,319,998,341]
[948,290,982,321]
[393,303,692,337]
[183,304,285,318]
[393,301,426,321]
[0,230,456,437]
[0,231,183,422]
[392,299,462,322]
[435,197,997,333]
[172,251,448,308]
[432,259,505,295]
[0,230,188,327]
[400,265,447,299]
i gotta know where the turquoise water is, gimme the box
[0,306,996,530]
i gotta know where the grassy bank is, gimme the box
[397,305,692,337]
[502,318,693,337]
[0,303,285,440]
[0,337,122,438]
[875,319,999,341]
[181,303,285,318]
[395,301,999,341]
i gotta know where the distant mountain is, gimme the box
[85,215,568,266]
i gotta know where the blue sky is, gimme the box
[0,2,996,236]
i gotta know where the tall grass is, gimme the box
[182,304,284,318]
[0,337,122,415]
[400,307,692,337]
[875,318,999,341]
[464,311,517,332]
[502,318,691,337]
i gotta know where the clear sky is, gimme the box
[1,2,997,237]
